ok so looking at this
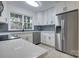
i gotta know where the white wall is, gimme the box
[2,1,36,30]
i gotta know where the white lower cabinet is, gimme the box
[41,32,55,47]
[16,32,33,43]
[27,35,33,43]
[46,36,50,45]
[50,34,55,47]
[41,33,46,44]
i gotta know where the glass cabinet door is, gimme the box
[10,13,22,30]
[10,13,32,30]
[24,16,32,29]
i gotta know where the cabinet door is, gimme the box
[41,32,55,47]
[45,32,55,47]
[45,35,51,45]
[10,13,23,30]
[27,35,33,43]
[50,33,55,47]
[55,13,61,26]
[25,33,33,43]
[56,2,66,14]
[18,34,26,39]
[47,10,50,25]
[37,13,40,25]
[41,32,46,44]
[43,11,48,25]
[43,32,51,45]
[50,8,56,24]
[66,1,78,11]
[17,33,33,43]
[37,12,43,25]
[33,14,38,25]
[44,9,53,25]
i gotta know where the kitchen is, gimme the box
[0,1,79,58]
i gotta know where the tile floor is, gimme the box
[38,44,75,58]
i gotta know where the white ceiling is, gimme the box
[6,1,60,12]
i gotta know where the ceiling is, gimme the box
[6,1,60,12]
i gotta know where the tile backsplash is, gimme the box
[34,25,55,31]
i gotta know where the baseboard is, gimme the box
[40,42,55,48]
[55,48,78,58]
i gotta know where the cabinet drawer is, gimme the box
[41,33,46,44]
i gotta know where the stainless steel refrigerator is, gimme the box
[55,9,78,57]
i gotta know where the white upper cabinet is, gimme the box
[36,12,43,25]
[43,11,48,25]
[55,2,67,14]
[47,9,53,25]
[66,1,79,11]
[47,8,56,25]
[34,2,79,26]
[35,8,55,25]
[44,8,56,25]
[0,17,7,23]
[33,13,38,25]
[9,13,23,30]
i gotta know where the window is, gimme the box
[10,13,22,30]
[10,13,32,30]
[24,16,32,29]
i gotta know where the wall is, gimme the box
[2,1,36,30]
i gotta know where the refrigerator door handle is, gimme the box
[61,20,64,40]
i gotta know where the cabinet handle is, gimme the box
[26,37,28,40]
[49,37,51,40]
[63,7,67,11]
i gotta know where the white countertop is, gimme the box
[0,31,54,35]
[0,39,48,58]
